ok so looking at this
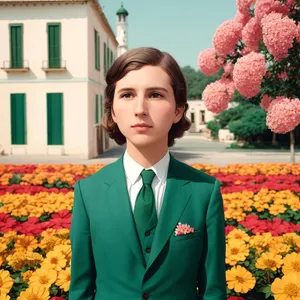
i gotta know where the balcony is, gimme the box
[1,60,29,72]
[42,60,66,72]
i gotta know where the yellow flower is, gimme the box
[0,270,13,294]
[226,265,256,293]
[29,268,57,289]
[226,240,249,266]
[283,253,300,275]
[21,270,34,284]
[56,267,70,292]
[42,250,67,271]
[227,229,250,243]
[271,273,300,300]
[15,235,38,252]
[17,286,49,300]
[256,252,283,271]
[283,233,300,247]
[0,290,10,300]
[53,245,72,261]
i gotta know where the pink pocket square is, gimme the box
[175,222,195,236]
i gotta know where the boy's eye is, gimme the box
[121,93,133,99]
[150,93,163,98]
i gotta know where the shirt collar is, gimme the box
[123,150,170,185]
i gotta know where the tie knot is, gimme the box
[141,169,155,185]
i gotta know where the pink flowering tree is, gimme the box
[198,0,300,163]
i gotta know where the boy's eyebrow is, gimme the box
[117,87,169,94]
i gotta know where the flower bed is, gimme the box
[0,163,299,300]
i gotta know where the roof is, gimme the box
[0,0,118,47]
[116,4,128,16]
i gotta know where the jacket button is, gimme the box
[145,247,151,253]
[143,292,150,299]
[145,231,150,236]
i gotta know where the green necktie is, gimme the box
[134,169,157,242]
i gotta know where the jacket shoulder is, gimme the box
[75,159,120,188]
[175,159,218,185]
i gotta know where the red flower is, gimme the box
[227,297,244,300]
[49,210,72,229]
[0,213,18,232]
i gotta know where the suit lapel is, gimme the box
[146,154,192,272]
[105,155,146,268]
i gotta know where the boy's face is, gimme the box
[112,65,184,150]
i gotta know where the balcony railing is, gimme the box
[1,60,29,72]
[42,60,66,72]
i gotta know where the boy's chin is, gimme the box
[126,136,163,149]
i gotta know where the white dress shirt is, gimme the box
[123,150,170,218]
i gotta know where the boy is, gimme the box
[69,47,226,300]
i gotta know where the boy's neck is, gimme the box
[126,142,169,168]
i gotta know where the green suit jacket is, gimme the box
[69,154,226,300]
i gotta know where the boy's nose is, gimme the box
[134,97,148,116]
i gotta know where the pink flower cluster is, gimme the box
[234,10,251,26]
[175,222,194,236]
[255,0,289,22]
[213,20,243,56]
[233,52,266,97]
[242,17,262,53]
[261,13,297,61]
[197,48,220,76]
[266,97,300,133]
[237,0,255,15]
[202,79,234,114]
[260,94,272,110]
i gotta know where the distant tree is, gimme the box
[206,120,221,138]
[228,107,268,140]
[181,66,223,99]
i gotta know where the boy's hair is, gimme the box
[101,47,191,147]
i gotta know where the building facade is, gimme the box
[0,0,118,159]
[187,100,237,133]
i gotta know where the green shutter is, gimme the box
[48,23,61,68]
[95,30,100,70]
[104,43,106,71]
[98,35,101,70]
[110,50,113,66]
[11,94,26,144]
[95,95,99,123]
[100,95,103,117]
[10,24,23,68]
[106,46,109,70]
[47,93,63,145]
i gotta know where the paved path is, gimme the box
[0,134,299,166]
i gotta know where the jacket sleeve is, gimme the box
[197,179,227,300]
[69,180,96,300]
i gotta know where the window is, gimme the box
[47,93,63,145]
[10,24,23,68]
[191,112,195,123]
[95,95,99,123]
[10,94,26,144]
[106,46,109,70]
[200,110,205,123]
[47,23,61,68]
[94,30,100,70]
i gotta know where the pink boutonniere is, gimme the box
[175,222,195,236]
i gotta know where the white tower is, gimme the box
[116,3,129,57]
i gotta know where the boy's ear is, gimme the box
[173,107,184,124]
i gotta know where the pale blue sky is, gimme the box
[99,0,238,69]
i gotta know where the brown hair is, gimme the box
[101,47,191,147]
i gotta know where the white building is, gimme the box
[187,99,237,133]
[0,0,118,159]
[116,3,129,57]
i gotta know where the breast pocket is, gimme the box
[170,229,202,243]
